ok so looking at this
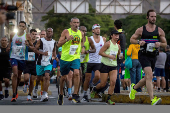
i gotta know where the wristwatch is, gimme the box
[137,40,139,44]
[88,50,91,53]
[65,38,68,42]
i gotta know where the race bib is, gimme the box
[122,70,125,75]
[42,52,52,62]
[110,51,117,61]
[69,45,78,55]
[80,54,86,62]
[28,52,35,61]
[14,46,24,56]
[146,43,155,52]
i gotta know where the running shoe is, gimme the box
[81,95,89,102]
[106,99,115,105]
[5,90,9,98]
[129,83,137,100]
[57,94,64,105]
[151,96,162,105]
[27,95,32,101]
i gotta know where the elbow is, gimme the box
[99,51,102,56]
[57,43,61,47]
[93,49,96,53]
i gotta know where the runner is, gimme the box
[78,26,96,102]
[129,9,167,105]
[6,21,34,102]
[0,37,11,100]
[33,30,47,98]
[57,17,85,105]
[90,30,121,105]
[35,28,56,102]
[82,24,106,102]
[23,29,38,101]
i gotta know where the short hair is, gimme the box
[114,20,122,29]
[30,29,37,33]
[47,28,53,32]
[19,21,26,26]
[166,45,170,49]
[71,17,79,22]
[79,26,87,31]
[147,9,155,18]
[1,36,8,41]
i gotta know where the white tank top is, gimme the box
[10,32,28,60]
[37,38,55,66]
[88,36,104,63]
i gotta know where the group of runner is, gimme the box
[0,9,167,106]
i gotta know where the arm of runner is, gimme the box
[118,44,121,56]
[81,31,85,54]
[26,34,34,50]
[130,27,145,46]
[157,27,167,48]
[34,39,48,56]
[99,41,115,60]
[57,29,74,47]
[52,42,57,58]
[85,37,96,54]
[6,32,14,52]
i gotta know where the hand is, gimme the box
[25,40,29,46]
[6,47,10,52]
[108,55,116,60]
[119,55,123,59]
[139,41,146,46]
[67,35,74,41]
[85,50,89,54]
[43,51,48,56]
[155,42,160,48]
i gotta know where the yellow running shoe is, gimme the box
[151,96,162,105]
[129,83,137,100]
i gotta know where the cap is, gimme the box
[58,47,62,52]
[110,30,121,35]
[92,24,101,30]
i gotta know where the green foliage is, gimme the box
[120,14,170,47]
[41,5,115,41]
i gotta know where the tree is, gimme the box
[41,5,115,41]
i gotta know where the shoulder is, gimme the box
[136,26,143,33]
[62,29,69,34]
[105,40,110,46]
[158,27,165,34]
[10,32,15,38]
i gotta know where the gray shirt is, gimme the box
[155,52,167,68]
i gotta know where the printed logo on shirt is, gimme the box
[153,36,157,39]
[71,35,80,44]
[15,38,22,46]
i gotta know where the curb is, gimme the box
[100,92,170,105]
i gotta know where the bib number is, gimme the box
[122,70,125,75]
[146,43,155,52]
[110,51,117,61]
[42,52,52,62]
[28,52,35,61]
[69,45,78,55]
[80,54,86,62]
[14,46,24,56]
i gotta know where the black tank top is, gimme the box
[140,25,160,56]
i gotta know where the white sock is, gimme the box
[83,90,87,96]
[0,91,2,94]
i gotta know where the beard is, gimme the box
[149,20,155,24]
[94,33,100,35]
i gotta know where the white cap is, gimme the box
[92,24,101,30]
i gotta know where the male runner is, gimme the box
[35,28,56,102]
[57,17,85,105]
[6,21,34,102]
[129,9,167,105]
[0,37,11,100]
[82,24,106,102]
[23,29,38,101]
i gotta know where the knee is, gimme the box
[110,80,116,86]
[95,74,100,80]
[85,75,91,82]
[44,75,50,81]
[145,74,153,80]
[13,73,17,78]
[4,78,9,83]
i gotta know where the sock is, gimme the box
[5,87,8,90]
[158,88,160,90]
[83,90,87,96]
[163,88,166,91]
[13,93,16,98]
[68,88,72,95]
[43,91,47,95]
[28,93,31,96]
[35,85,38,90]
[0,91,2,94]
[90,82,94,87]
[133,86,135,90]
[107,94,111,101]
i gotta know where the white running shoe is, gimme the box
[33,88,38,98]
[40,94,48,102]
[27,95,32,101]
